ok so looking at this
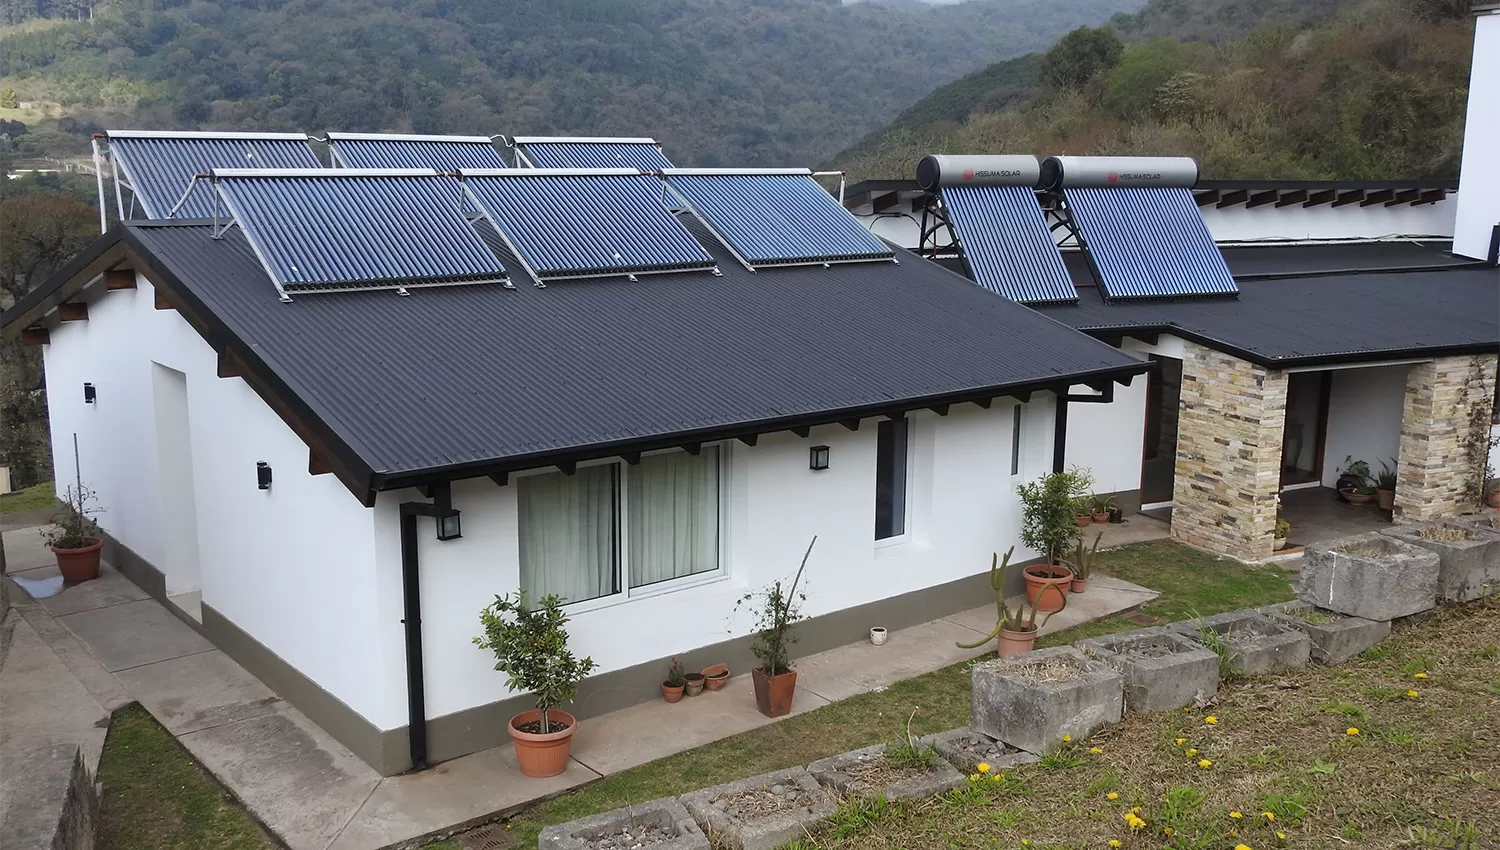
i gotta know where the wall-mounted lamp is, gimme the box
[436,510,463,541]
[256,461,272,490]
[809,445,830,471]
[83,383,96,404]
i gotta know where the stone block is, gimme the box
[1076,627,1219,712]
[918,728,1040,774]
[970,646,1123,755]
[806,743,966,801]
[540,796,709,850]
[1257,601,1392,664]
[1301,533,1440,620]
[1168,610,1310,676]
[679,767,834,850]
[1381,521,1500,603]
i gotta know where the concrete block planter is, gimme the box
[540,797,709,850]
[1257,601,1391,664]
[806,743,966,801]
[919,727,1040,774]
[1301,533,1439,621]
[679,767,835,850]
[1168,611,1311,676]
[970,646,1123,755]
[1381,521,1500,603]
[1077,627,1219,712]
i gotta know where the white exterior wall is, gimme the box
[40,275,391,727]
[1065,335,1184,501]
[1454,11,1500,259]
[1319,364,1412,487]
[369,400,1055,725]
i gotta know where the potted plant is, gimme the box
[1089,493,1114,524]
[1106,504,1124,524]
[662,657,686,703]
[43,484,103,582]
[702,663,729,691]
[1016,468,1091,614]
[683,671,706,697]
[1374,458,1397,511]
[474,591,597,778]
[1337,456,1375,504]
[1064,532,1101,593]
[1072,496,1093,527]
[1274,518,1291,551]
[955,548,1054,657]
[737,536,815,718]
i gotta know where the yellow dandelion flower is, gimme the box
[1230,811,1244,819]
[1109,841,1123,848]
[1407,690,1420,698]
[1130,807,1141,815]
[1230,828,1239,837]
[1346,727,1360,736]
[1062,734,1072,743]
[969,773,981,782]
[1021,841,1030,847]
[992,774,1003,782]
[1414,672,1428,679]
[1263,812,1276,821]
[1164,827,1175,837]
[1185,747,1200,757]
[977,762,992,773]
[1198,759,1214,768]
[1106,792,1120,801]
[1276,832,1287,840]
[1235,844,1253,850]
[1175,737,1186,745]
[1129,819,1146,832]
[1090,747,1104,754]
[1205,716,1218,725]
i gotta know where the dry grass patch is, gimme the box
[791,599,1500,850]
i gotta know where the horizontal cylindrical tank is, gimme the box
[1039,156,1199,189]
[916,155,1041,190]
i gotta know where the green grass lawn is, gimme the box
[427,540,1295,849]
[0,480,54,515]
[97,705,278,850]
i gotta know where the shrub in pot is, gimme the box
[474,591,596,778]
[1088,493,1114,524]
[954,548,1054,657]
[662,657,686,703]
[1016,468,1092,613]
[1274,518,1291,551]
[1337,456,1375,504]
[736,536,815,718]
[1374,458,1397,511]
[43,484,103,582]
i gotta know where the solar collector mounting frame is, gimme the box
[326,132,509,170]
[102,130,323,221]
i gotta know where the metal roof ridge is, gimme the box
[210,168,439,178]
[107,130,311,140]
[509,136,659,145]
[664,167,813,176]
[326,132,496,143]
[458,168,645,177]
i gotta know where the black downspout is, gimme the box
[1487,224,1500,266]
[398,509,427,771]
[1053,394,1069,474]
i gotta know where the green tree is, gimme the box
[1041,26,1124,90]
[1102,38,1204,119]
[0,88,17,109]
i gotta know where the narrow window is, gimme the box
[875,418,909,540]
[628,446,720,588]
[518,464,618,604]
[1011,404,1023,476]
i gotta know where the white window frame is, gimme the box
[874,417,914,548]
[517,445,731,613]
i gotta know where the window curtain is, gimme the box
[628,447,719,588]
[518,464,616,604]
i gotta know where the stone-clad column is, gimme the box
[1170,341,1287,559]
[1394,354,1498,522]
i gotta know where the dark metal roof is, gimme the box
[64,218,1145,498]
[1218,241,1479,278]
[1037,266,1500,367]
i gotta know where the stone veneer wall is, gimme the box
[1171,341,1287,559]
[1394,354,1499,522]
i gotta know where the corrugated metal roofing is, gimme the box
[1218,241,1476,278]
[516,141,673,170]
[1038,267,1499,365]
[327,134,508,170]
[108,132,322,219]
[938,185,1076,304]
[1066,186,1239,300]
[460,171,716,281]
[213,171,507,294]
[123,218,1143,482]
[664,171,894,267]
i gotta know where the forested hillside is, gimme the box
[0,0,1143,166]
[832,0,1474,181]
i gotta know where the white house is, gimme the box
[2,166,1147,776]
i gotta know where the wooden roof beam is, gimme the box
[1332,189,1366,207]
[104,269,137,290]
[1274,189,1308,207]
[871,191,901,213]
[1414,188,1448,205]
[1194,189,1220,207]
[1385,188,1421,206]
[57,302,88,322]
[20,327,49,346]
[1215,189,1249,208]
[1359,189,1395,207]
[1304,189,1337,207]
[1245,189,1279,208]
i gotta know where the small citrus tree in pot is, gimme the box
[1015,467,1092,613]
[43,484,104,582]
[474,591,596,778]
[737,536,816,718]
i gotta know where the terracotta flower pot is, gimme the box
[1074,514,1092,527]
[1070,577,1088,594]
[1023,564,1073,614]
[683,673,705,697]
[52,538,103,582]
[702,664,729,691]
[508,709,577,778]
[751,666,796,718]
[1091,510,1108,524]
[662,682,684,703]
[1340,488,1373,506]
[1375,488,1395,511]
[997,626,1037,658]
[1487,490,1500,509]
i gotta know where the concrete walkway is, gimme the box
[3,523,1159,850]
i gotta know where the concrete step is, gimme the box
[0,743,100,850]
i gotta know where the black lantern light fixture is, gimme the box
[256,461,272,490]
[83,383,96,403]
[435,510,462,541]
[809,445,830,471]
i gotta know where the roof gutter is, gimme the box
[1080,323,1500,371]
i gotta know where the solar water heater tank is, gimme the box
[1040,156,1199,189]
[915,155,1041,191]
